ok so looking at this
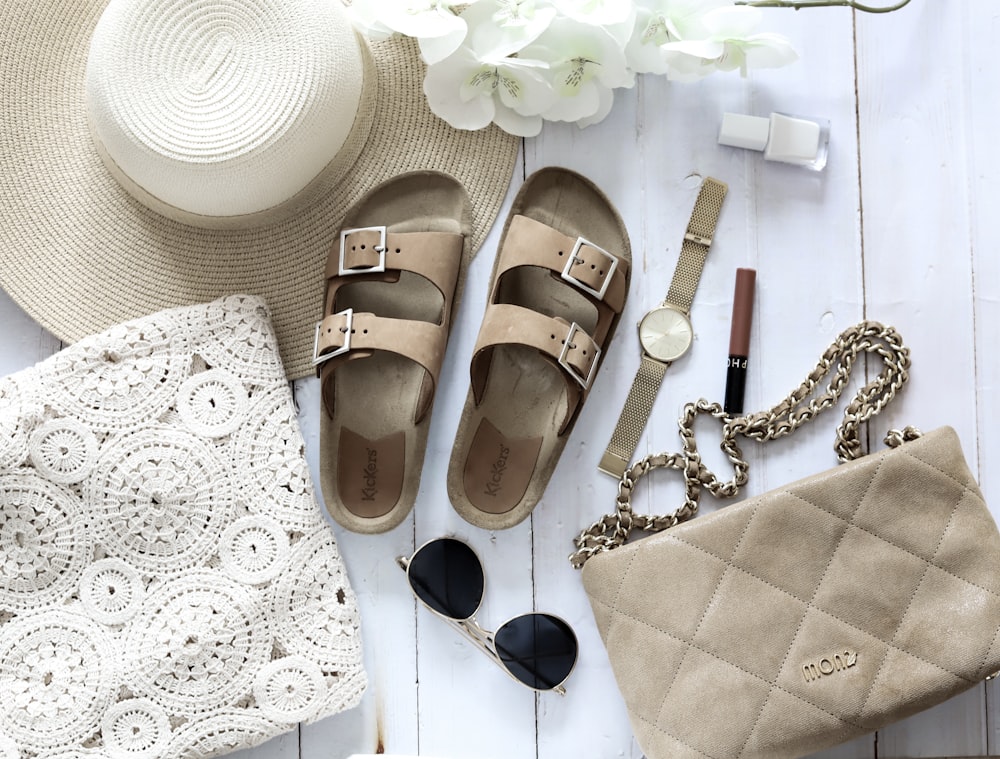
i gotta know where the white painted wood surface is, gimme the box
[1,2,998,757]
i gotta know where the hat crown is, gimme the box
[85,0,374,226]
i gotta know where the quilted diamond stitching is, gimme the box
[651,501,765,754]
[788,451,996,599]
[855,480,966,718]
[588,594,866,732]
[668,529,979,684]
[694,569,808,681]
[811,526,929,641]
[734,457,884,758]
[634,712,717,759]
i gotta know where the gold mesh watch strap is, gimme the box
[599,177,727,478]
[664,177,728,313]
[599,356,669,478]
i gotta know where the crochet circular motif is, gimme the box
[220,515,287,585]
[191,296,286,384]
[87,428,233,576]
[176,369,248,438]
[164,711,278,758]
[0,610,117,750]
[124,573,270,712]
[232,388,317,530]
[272,529,360,669]
[0,471,90,611]
[253,656,327,723]
[28,418,99,485]
[44,319,188,433]
[101,698,171,759]
[79,559,145,625]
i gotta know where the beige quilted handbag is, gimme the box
[572,322,1000,759]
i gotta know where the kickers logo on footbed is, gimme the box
[483,443,510,497]
[361,447,378,501]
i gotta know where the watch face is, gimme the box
[638,306,693,361]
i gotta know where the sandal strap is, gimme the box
[316,310,448,422]
[470,303,602,434]
[325,227,464,304]
[496,215,629,313]
[317,226,465,423]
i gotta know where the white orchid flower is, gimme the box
[551,0,637,47]
[349,0,481,63]
[423,45,556,136]
[521,17,634,126]
[661,6,797,80]
[461,0,558,59]
[625,0,730,74]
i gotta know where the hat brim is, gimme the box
[0,0,519,379]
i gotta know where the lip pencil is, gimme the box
[724,268,756,415]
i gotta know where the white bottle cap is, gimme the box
[718,113,770,152]
[766,113,821,162]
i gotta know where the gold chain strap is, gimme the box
[570,321,915,569]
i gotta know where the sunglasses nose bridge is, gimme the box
[457,615,493,645]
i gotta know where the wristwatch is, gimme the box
[598,177,728,478]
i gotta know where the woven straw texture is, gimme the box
[0,0,520,379]
[583,427,1000,759]
[0,295,366,758]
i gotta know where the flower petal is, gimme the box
[491,102,544,136]
[419,25,469,63]
[495,65,557,115]
[461,1,555,58]
[662,38,725,60]
[423,53,498,130]
[542,80,601,122]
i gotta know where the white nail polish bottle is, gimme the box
[718,112,831,170]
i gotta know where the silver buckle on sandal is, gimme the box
[561,237,618,301]
[312,308,354,368]
[339,226,387,276]
[558,322,601,389]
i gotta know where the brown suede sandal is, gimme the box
[447,167,631,530]
[315,171,471,534]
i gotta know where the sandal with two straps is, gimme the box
[315,171,471,534]
[447,167,632,530]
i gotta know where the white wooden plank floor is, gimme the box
[2,2,999,758]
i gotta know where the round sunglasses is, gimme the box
[397,537,578,695]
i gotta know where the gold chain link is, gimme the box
[570,321,913,568]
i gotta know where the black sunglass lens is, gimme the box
[494,613,578,691]
[407,538,483,620]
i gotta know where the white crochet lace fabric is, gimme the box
[0,295,366,758]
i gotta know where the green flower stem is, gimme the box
[737,0,912,12]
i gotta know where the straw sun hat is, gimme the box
[0,0,519,379]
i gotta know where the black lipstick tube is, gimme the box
[724,268,756,415]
